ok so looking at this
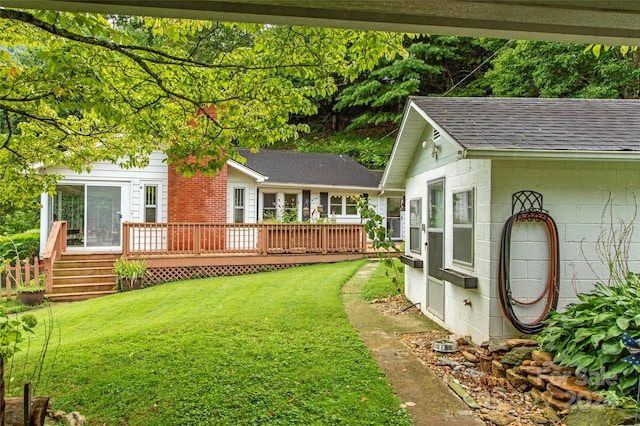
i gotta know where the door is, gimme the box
[50,183,127,250]
[427,180,445,319]
[86,185,122,248]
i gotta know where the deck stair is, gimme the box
[48,253,120,302]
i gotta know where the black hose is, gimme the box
[498,211,560,334]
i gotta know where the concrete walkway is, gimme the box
[342,261,483,426]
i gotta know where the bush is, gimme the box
[539,273,640,398]
[0,230,40,264]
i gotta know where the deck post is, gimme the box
[122,222,130,257]
[194,225,201,255]
[321,225,328,254]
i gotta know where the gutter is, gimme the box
[458,148,640,161]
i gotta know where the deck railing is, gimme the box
[122,223,367,257]
[42,220,67,293]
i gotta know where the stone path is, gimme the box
[342,261,483,426]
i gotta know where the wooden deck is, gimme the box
[43,221,384,300]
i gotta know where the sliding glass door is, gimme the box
[51,183,125,250]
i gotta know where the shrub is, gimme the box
[0,230,40,265]
[540,274,640,398]
[540,195,640,400]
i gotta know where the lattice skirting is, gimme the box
[145,263,301,285]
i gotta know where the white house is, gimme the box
[40,148,404,255]
[381,97,640,344]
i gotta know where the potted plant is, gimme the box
[114,258,147,292]
[17,274,47,306]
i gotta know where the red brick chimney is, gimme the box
[167,162,228,223]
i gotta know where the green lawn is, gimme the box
[8,260,412,425]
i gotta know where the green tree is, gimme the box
[485,40,640,98]
[0,9,406,207]
[333,36,501,130]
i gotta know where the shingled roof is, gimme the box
[411,97,640,152]
[236,148,382,188]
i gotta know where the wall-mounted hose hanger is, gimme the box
[498,190,560,334]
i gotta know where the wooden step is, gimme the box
[49,252,121,301]
[59,253,119,262]
[54,259,116,270]
[51,281,116,294]
[53,266,115,277]
[46,290,117,302]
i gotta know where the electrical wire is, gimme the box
[498,210,560,334]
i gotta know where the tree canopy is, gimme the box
[0,9,407,206]
[485,40,640,98]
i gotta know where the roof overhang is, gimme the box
[227,159,267,183]
[460,148,640,161]
[259,181,382,193]
[5,1,640,45]
[381,99,461,189]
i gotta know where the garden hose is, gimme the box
[498,210,560,334]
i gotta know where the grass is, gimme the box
[361,259,404,301]
[7,260,412,425]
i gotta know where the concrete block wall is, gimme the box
[443,158,492,344]
[491,159,640,337]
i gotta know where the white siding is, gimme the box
[45,151,168,224]
[40,152,168,255]
[227,169,258,223]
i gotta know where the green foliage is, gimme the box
[362,259,405,300]
[356,196,402,293]
[18,273,46,292]
[0,308,38,359]
[0,9,407,206]
[0,230,40,265]
[540,274,640,398]
[485,40,640,98]
[114,258,147,291]
[334,35,500,130]
[291,132,395,170]
[9,261,412,425]
[0,203,39,235]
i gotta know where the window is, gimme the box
[330,196,343,215]
[453,189,474,265]
[329,195,360,216]
[233,188,245,223]
[144,185,158,222]
[386,197,403,240]
[263,193,276,221]
[345,196,358,215]
[283,193,298,222]
[409,198,421,253]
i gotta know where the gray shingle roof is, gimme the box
[410,97,640,151]
[236,148,381,188]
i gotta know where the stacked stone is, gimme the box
[469,338,604,413]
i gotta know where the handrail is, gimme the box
[42,221,67,293]
[122,222,367,257]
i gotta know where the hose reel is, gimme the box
[498,190,560,334]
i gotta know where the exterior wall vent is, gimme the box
[433,129,441,140]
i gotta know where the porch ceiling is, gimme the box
[4,1,640,45]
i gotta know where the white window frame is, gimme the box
[329,195,360,217]
[452,188,474,267]
[143,184,158,223]
[233,187,245,223]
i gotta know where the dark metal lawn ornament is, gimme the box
[621,331,640,424]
